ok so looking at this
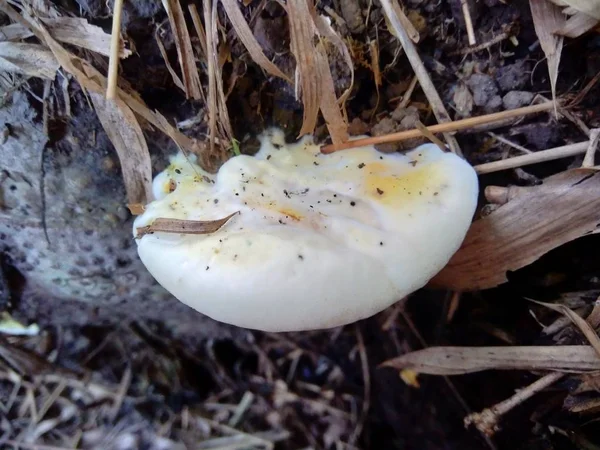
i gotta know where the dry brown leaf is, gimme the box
[136,212,239,238]
[431,168,600,291]
[530,0,566,109]
[315,42,348,145]
[0,42,58,79]
[161,0,203,100]
[381,345,600,375]
[529,300,600,357]
[286,0,320,137]
[219,0,291,84]
[89,92,153,205]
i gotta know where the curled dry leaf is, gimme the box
[530,0,566,108]
[136,212,239,238]
[431,168,600,291]
[0,42,58,79]
[381,345,600,375]
[219,0,291,84]
[89,93,154,205]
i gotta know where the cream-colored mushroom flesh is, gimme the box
[133,130,478,332]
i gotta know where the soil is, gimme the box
[1,0,600,448]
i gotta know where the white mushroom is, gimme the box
[133,129,479,332]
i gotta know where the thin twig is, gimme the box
[450,30,509,56]
[569,69,600,107]
[475,140,589,174]
[321,102,554,153]
[487,131,532,154]
[582,129,600,168]
[464,372,564,437]
[398,75,418,109]
[106,0,124,99]
[461,0,476,45]
[379,0,462,156]
[349,326,370,446]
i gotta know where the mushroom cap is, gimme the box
[133,130,479,332]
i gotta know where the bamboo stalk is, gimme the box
[320,102,555,153]
[106,0,124,100]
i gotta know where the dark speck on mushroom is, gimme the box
[358,163,365,169]
[214,199,219,204]
[267,155,272,160]
[206,266,210,270]
[377,188,384,195]
[298,254,304,260]
[380,242,384,246]
[350,201,356,206]
[379,156,383,160]
[313,161,319,166]
[175,169,181,174]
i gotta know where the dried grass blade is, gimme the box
[212,0,233,143]
[0,23,33,41]
[550,0,600,20]
[43,17,131,58]
[136,212,239,238]
[188,4,208,59]
[384,0,420,43]
[219,0,291,84]
[155,25,186,92]
[431,168,600,291]
[530,0,566,110]
[204,0,218,156]
[311,12,354,115]
[315,43,348,145]
[0,42,58,79]
[555,11,598,38]
[161,0,203,100]
[381,345,600,375]
[90,92,153,205]
[529,300,600,357]
[286,0,320,137]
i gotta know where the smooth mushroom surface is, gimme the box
[133,129,479,332]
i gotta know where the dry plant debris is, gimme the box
[0,323,366,449]
[431,168,600,291]
[2,0,600,446]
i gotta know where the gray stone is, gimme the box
[495,61,530,92]
[484,95,503,113]
[466,73,499,107]
[502,91,534,110]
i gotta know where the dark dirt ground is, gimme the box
[1,0,600,448]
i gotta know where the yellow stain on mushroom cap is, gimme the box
[364,160,446,207]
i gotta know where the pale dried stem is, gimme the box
[582,129,600,168]
[379,0,462,156]
[321,102,554,153]
[475,141,589,174]
[106,0,124,99]
[461,0,477,45]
